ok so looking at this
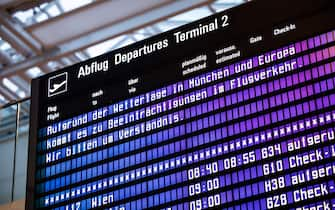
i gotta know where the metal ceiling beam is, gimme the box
[39,63,54,74]
[17,71,32,84]
[0,10,42,54]
[54,0,65,13]
[27,0,176,48]
[0,25,33,57]
[109,36,133,51]
[10,76,30,94]
[0,0,21,8]
[0,0,215,78]
[0,86,17,102]
[1,0,53,14]
[76,51,90,60]
[0,50,13,66]
[0,47,58,77]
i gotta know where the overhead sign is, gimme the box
[27,0,335,209]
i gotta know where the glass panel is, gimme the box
[0,105,17,204]
[13,100,30,200]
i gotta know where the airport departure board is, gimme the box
[27,0,335,209]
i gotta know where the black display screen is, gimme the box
[27,0,335,209]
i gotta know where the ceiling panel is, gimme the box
[27,0,174,48]
[0,0,18,6]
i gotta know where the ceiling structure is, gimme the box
[0,1,249,206]
[0,0,247,107]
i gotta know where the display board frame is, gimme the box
[27,0,335,209]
